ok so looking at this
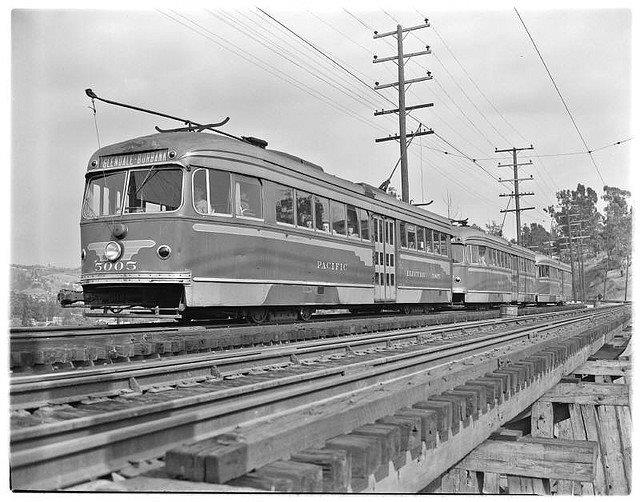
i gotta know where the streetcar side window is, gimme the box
[478,246,487,265]
[331,201,346,235]
[388,221,394,245]
[441,234,449,256]
[359,209,370,240]
[234,174,262,219]
[425,229,433,253]
[346,204,360,238]
[296,190,314,229]
[417,227,425,252]
[192,168,231,215]
[314,195,330,232]
[275,184,294,224]
[399,221,407,248]
[433,231,441,254]
[407,224,417,250]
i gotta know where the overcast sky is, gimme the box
[11,5,632,267]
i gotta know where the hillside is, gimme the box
[9,264,83,326]
[10,264,81,298]
[582,253,632,302]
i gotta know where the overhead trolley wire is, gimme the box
[514,7,606,185]
[209,9,383,111]
[157,10,393,134]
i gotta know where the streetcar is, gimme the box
[70,90,573,322]
[450,227,538,306]
[535,255,573,304]
[79,130,452,322]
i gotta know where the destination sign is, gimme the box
[99,149,169,169]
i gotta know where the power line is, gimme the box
[157,10,392,134]
[514,7,605,185]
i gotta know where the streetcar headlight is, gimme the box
[157,245,172,260]
[454,276,461,283]
[104,241,123,262]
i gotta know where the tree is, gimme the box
[520,222,553,252]
[601,186,632,299]
[485,220,503,238]
[546,183,602,259]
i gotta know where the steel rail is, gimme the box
[9,305,583,340]
[11,308,592,409]
[10,306,626,490]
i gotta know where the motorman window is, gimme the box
[234,175,262,218]
[83,171,126,218]
[296,190,313,228]
[125,167,183,214]
[314,196,330,232]
[346,204,360,238]
[400,222,407,248]
[331,201,346,235]
[275,185,294,224]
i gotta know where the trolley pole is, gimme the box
[497,145,535,245]
[374,20,432,203]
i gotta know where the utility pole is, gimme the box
[373,19,433,203]
[562,212,579,302]
[497,145,535,244]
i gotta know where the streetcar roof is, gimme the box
[86,132,452,230]
[535,254,572,272]
[451,226,536,259]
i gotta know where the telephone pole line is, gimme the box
[496,145,535,245]
[373,19,432,203]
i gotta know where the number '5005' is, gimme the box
[94,261,137,272]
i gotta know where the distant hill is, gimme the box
[9,264,83,326]
[10,264,81,299]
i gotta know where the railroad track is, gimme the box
[10,305,628,490]
[8,307,602,410]
[11,304,582,373]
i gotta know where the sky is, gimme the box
[10,3,633,268]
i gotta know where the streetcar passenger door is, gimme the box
[384,219,397,301]
[373,215,385,302]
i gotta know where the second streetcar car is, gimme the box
[535,255,572,304]
[450,227,537,306]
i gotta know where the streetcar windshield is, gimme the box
[124,167,182,214]
[82,171,126,219]
[82,166,183,219]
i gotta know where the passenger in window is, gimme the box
[194,187,209,214]
[478,246,487,265]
